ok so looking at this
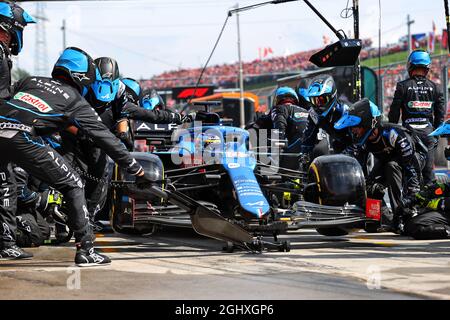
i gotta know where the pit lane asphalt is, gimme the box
[1,228,449,300]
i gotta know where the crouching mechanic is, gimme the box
[402,120,450,239]
[334,98,427,231]
[0,47,154,265]
[270,86,309,170]
[13,165,53,247]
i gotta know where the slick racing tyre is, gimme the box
[305,155,366,237]
[306,154,366,206]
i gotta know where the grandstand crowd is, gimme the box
[140,35,449,111]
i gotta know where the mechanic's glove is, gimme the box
[398,193,421,227]
[36,189,63,217]
[171,113,193,124]
[425,198,443,210]
[183,112,196,123]
[298,153,311,171]
[400,194,417,210]
[117,131,134,151]
[135,172,155,189]
[366,182,385,200]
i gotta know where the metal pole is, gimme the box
[353,0,361,101]
[407,14,415,54]
[378,0,382,107]
[442,65,448,113]
[236,3,245,128]
[303,0,344,39]
[380,75,384,112]
[444,0,450,53]
[61,19,66,51]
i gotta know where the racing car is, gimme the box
[108,102,381,251]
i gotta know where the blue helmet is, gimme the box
[430,120,450,161]
[52,47,96,95]
[307,75,337,117]
[91,57,121,104]
[297,86,312,110]
[122,78,141,105]
[273,86,299,107]
[0,2,36,55]
[430,120,450,137]
[141,88,165,110]
[407,49,431,73]
[334,98,382,145]
[298,88,310,102]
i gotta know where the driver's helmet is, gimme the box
[141,88,165,110]
[90,57,121,106]
[272,86,299,108]
[195,133,222,151]
[334,98,382,146]
[307,75,337,117]
[407,49,431,75]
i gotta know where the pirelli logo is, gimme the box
[14,92,53,113]
[408,101,433,109]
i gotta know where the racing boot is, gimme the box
[55,222,71,243]
[75,241,111,267]
[0,244,33,260]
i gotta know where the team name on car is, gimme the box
[14,92,53,113]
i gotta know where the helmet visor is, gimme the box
[310,94,334,113]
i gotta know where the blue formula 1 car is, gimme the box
[109,102,381,251]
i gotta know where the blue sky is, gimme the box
[14,0,448,79]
